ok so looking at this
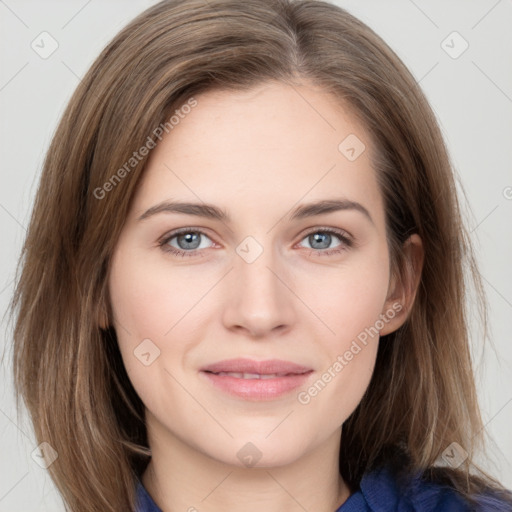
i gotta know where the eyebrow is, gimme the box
[137,198,374,225]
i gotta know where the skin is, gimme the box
[105,80,423,512]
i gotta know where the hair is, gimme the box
[7,0,512,510]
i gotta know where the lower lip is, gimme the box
[200,371,313,400]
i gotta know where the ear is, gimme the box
[98,309,109,330]
[379,233,424,336]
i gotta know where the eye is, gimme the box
[158,228,214,257]
[297,227,353,257]
[158,226,353,258]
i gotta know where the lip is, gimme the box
[200,358,313,401]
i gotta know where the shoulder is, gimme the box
[352,464,512,512]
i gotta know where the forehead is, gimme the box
[131,81,384,227]
[161,81,368,162]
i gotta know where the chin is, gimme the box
[204,437,308,470]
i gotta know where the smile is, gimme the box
[199,359,314,401]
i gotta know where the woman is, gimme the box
[10,0,512,510]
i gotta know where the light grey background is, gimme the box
[0,0,511,510]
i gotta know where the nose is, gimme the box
[221,241,297,338]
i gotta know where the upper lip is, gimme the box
[200,358,313,375]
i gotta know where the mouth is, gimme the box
[205,371,304,379]
[199,358,313,400]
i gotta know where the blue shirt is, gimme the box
[135,464,512,511]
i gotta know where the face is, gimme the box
[107,81,406,468]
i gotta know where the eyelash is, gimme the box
[158,227,353,258]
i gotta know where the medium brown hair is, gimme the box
[8,0,511,510]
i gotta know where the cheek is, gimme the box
[300,250,390,347]
[108,246,200,339]
[294,252,389,416]
[107,248,184,389]
[297,290,382,430]
[107,247,217,403]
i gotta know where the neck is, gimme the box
[141,417,350,512]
